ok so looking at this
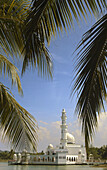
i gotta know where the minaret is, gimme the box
[60,109,68,148]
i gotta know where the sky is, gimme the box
[0,13,107,151]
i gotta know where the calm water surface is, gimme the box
[0,162,107,170]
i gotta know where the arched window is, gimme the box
[38,157,41,162]
[48,157,50,162]
[52,157,55,162]
[33,157,37,161]
[43,157,45,162]
[33,157,36,161]
[69,157,71,161]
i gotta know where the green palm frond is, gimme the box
[27,0,107,37]
[0,0,106,152]
[0,0,53,79]
[0,0,30,58]
[0,1,38,150]
[72,14,107,151]
[0,54,22,94]
[0,83,38,151]
[23,0,106,77]
[0,0,29,92]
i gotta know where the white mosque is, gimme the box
[11,109,87,165]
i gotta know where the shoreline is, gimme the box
[92,164,107,168]
[1,160,107,167]
[0,159,8,162]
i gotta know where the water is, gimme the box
[0,162,107,170]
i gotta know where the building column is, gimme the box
[60,109,68,148]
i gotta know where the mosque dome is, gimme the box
[48,144,53,149]
[23,149,27,153]
[78,150,82,154]
[67,133,75,144]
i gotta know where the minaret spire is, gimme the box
[60,109,68,148]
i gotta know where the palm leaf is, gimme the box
[72,14,107,151]
[23,0,107,76]
[0,54,22,94]
[0,0,53,79]
[0,0,30,58]
[0,0,30,92]
[0,1,38,151]
[0,83,38,151]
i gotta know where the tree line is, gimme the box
[0,150,44,160]
[0,0,106,152]
[0,146,107,161]
[88,145,107,160]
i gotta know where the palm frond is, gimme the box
[0,0,53,79]
[0,0,29,58]
[23,0,106,77]
[0,54,22,94]
[0,0,39,151]
[27,0,107,37]
[72,14,107,151]
[0,83,38,151]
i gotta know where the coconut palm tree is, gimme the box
[0,0,106,151]
[72,14,107,153]
[23,0,106,75]
[0,0,38,151]
[24,0,106,152]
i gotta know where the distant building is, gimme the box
[11,109,87,165]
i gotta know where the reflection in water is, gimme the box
[13,165,28,170]
[0,163,107,170]
[11,165,107,170]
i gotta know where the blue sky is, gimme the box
[0,14,107,151]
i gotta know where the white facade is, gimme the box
[29,109,87,165]
[60,109,68,148]
[11,109,87,165]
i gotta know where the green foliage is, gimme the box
[0,0,38,151]
[0,83,38,151]
[0,149,45,160]
[0,150,14,160]
[33,151,45,155]
[0,0,106,152]
[24,0,106,77]
[103,147,107,159]
[72,14,107,151]
[88,145,107,160]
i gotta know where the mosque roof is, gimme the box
[67,132,75,144]
[48,144,53,149]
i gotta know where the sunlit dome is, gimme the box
[48,144,53,149]
[23,149,27,153]
[78,150,82,154]
[67,133,75,144]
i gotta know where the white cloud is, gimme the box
[93,112,107,147]
[51,121,61,129]
[0,135,9,151]
[37,121,61,151]
[37,112,107,151]
[68,119,84,145]
[39,126,50,141]
[37,119,84,151]
[0,112,106,152]
[39,120,48,125]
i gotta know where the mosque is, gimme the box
[11,109,87,165]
